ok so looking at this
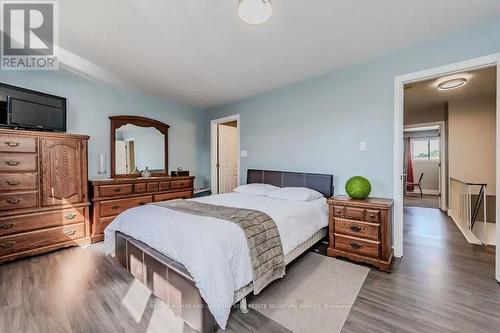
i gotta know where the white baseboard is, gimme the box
[406,189,440,195]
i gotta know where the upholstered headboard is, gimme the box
[247,169,334,198]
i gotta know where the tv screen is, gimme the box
[7,97,66,132]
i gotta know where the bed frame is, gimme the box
[114,169,334,332]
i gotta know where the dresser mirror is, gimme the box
[110,116,169,178]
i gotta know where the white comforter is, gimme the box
[104,192,328,329]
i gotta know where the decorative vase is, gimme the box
[141,167,151,178]
[345,176,372,199]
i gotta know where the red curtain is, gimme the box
[405,138,414,191]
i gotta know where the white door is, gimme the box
[218,124,238,194]
[115,140,127,174]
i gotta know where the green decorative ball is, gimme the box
[345,176,371,199]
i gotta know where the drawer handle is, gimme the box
[369,214,376,218]
[0,223,14,229]
[349,225,362,233]
[111,205,120,210]
[113,188,122,192]
[4,141,20,147]
[6,180,22,186]
[350,242,362,249]
[5,161,20,166]
[6,197,20,205]
[64,230,77,236]
[0,241,15,249]
[65,213,76,220]
[335,210,342,214]
[138,201,146,206]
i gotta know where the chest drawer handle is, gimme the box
[111,205,120,210]
[6,197,20,205]
[4,141,20,147]
[64,230,77,236]
[350,242,362,249]
[369,214,376,218]
[349,225,362,232]
[5,161,20,166]
[0,241,15,249]
[138,201,146,206]
[6,180,22,186]
[335,209,342,214]
[65,213,76,220]
[113,188,122,192]
[0,223,14,229]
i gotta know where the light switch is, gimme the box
[240,150,248,157]
[360,141,367,152]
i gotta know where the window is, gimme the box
[412,137,439,161]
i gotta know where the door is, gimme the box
[41,138,85,206]
[218,124,238,194]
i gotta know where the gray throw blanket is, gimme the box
[151,199,285,294]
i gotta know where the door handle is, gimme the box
[6,197,20,205]
[5,161,20,166]
[0,241,15,249]
[64,230,77,236]
[4,141,20,147]
[111,205,120,210]
[113,188,122,192]
[349,242,362,249]
[0,223,14,229]
[6,180,22,186]
[137,201,146,206]
[65,213,76,220]
[349,225,362,233]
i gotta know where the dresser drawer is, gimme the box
[0,191,38,211]
[0,223,85,256]
[99,184,133,197]
[134,183,147,193]
[0,207,86,236]
[0,136,36,153]
[335,234,380,258]
[147,182,159,192]
[170,179,193,190]
[100,196,152,217]
[159,181,170,191]
[94,216,115,236]
[345,206,366,221]
[154,190,192,202]
[366,209,381,223]
[0,173,37,191]
[0,153,37,172]
[335,218,379,241]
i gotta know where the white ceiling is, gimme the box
[404,66,497,113]
[58,0,500,108]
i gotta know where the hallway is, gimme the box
[343,207,499,333]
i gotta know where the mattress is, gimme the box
[104,192,328,329]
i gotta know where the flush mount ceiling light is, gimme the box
[238,0,272,25]
[438,78,467,91]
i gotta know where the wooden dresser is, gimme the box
[0,129,90,264]
[327,195,394,272]
[90,176,194,242]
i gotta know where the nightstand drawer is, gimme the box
[365,209,381,223]
[335,218,380,241]
[345,207,365,221]
[335,234,379,258]
[332,205,345,217]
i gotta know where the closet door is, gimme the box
[40,138,85,206]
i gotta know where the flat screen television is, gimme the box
[5,96,66,132]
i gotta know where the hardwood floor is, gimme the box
[0,207,498,332]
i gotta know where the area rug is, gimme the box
[250,252,369,333]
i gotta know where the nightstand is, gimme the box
[327,195,394,272]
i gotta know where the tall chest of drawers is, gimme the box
[0,129,90,263]
[90,176,195,243]
[327,195,394,272]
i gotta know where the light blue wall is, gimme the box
[0,70,204,186]
[204,19,500,197]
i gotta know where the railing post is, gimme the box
[483,185,487,245]
[467,185,471,231]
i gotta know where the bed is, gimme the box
[104,169,333,332]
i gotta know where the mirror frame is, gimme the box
[110,115,169,178]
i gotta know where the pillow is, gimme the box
[266,187,323,202]
[233,183,280,196]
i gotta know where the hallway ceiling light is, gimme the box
[238,0,272,25]
[438,78,467,90]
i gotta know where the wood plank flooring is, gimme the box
[0,207,498,332]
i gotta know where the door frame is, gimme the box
[210,114,240,194]
[403,121,446,210]
[393,54,500,282]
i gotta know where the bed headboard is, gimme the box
[247,169,334,198]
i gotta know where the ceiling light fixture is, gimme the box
[438,78,467,91]
[238,0,272,25]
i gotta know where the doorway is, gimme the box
[211,115,240,194]
[393,54,500,282]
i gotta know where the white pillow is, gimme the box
[234,183,280,196]
[266,187,324,202]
